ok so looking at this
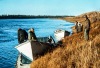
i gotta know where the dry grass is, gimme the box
[64,11,100,23]
[30,17,100,68]
[31,25,100,68]
[31,36,100,68]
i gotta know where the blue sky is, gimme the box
[0,0,100,16]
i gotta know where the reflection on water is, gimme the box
[0,19,74,68]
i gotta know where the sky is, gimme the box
[0,0,100,16]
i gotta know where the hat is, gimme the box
[31,28,34,32]
[83,15,88,18]
[28,29,31,32]
[18,28,22,31]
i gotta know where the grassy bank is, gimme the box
[30,11,100,68]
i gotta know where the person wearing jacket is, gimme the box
[18,28,28,44]
[84,15,90,41]
[75,21,78,33]
[28,28,37,41]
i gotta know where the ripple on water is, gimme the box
[0,19,74,68]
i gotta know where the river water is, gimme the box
[0,19,74,68]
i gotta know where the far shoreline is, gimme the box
[0,15,74,19]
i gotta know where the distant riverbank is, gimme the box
[0,15,75,19]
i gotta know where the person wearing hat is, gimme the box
[28,28,37,41]
[83,15,90,41]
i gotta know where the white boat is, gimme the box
[15,36,55,61]
[54,29,70,41]
[15,41,33,61]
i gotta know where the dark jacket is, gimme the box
[75,22,78,33]
[18,29,28,43]
[29,31,37,41]
[84,16,90,31]
[78,24,83,32]
[23,30,28,40]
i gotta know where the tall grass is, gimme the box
[30,21,100,68]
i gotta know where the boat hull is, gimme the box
[54,29,70,41]
[15,40,53,61]
[15,41,33,61]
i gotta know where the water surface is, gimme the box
[0,19,74,68]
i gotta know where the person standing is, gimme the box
[18,28,28,44]
[84,15,90,41]
[28,28,37,41]
[75,21,78,33]
[78,23,83,32]
[23,29,28,41]
[18,28,24,44]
